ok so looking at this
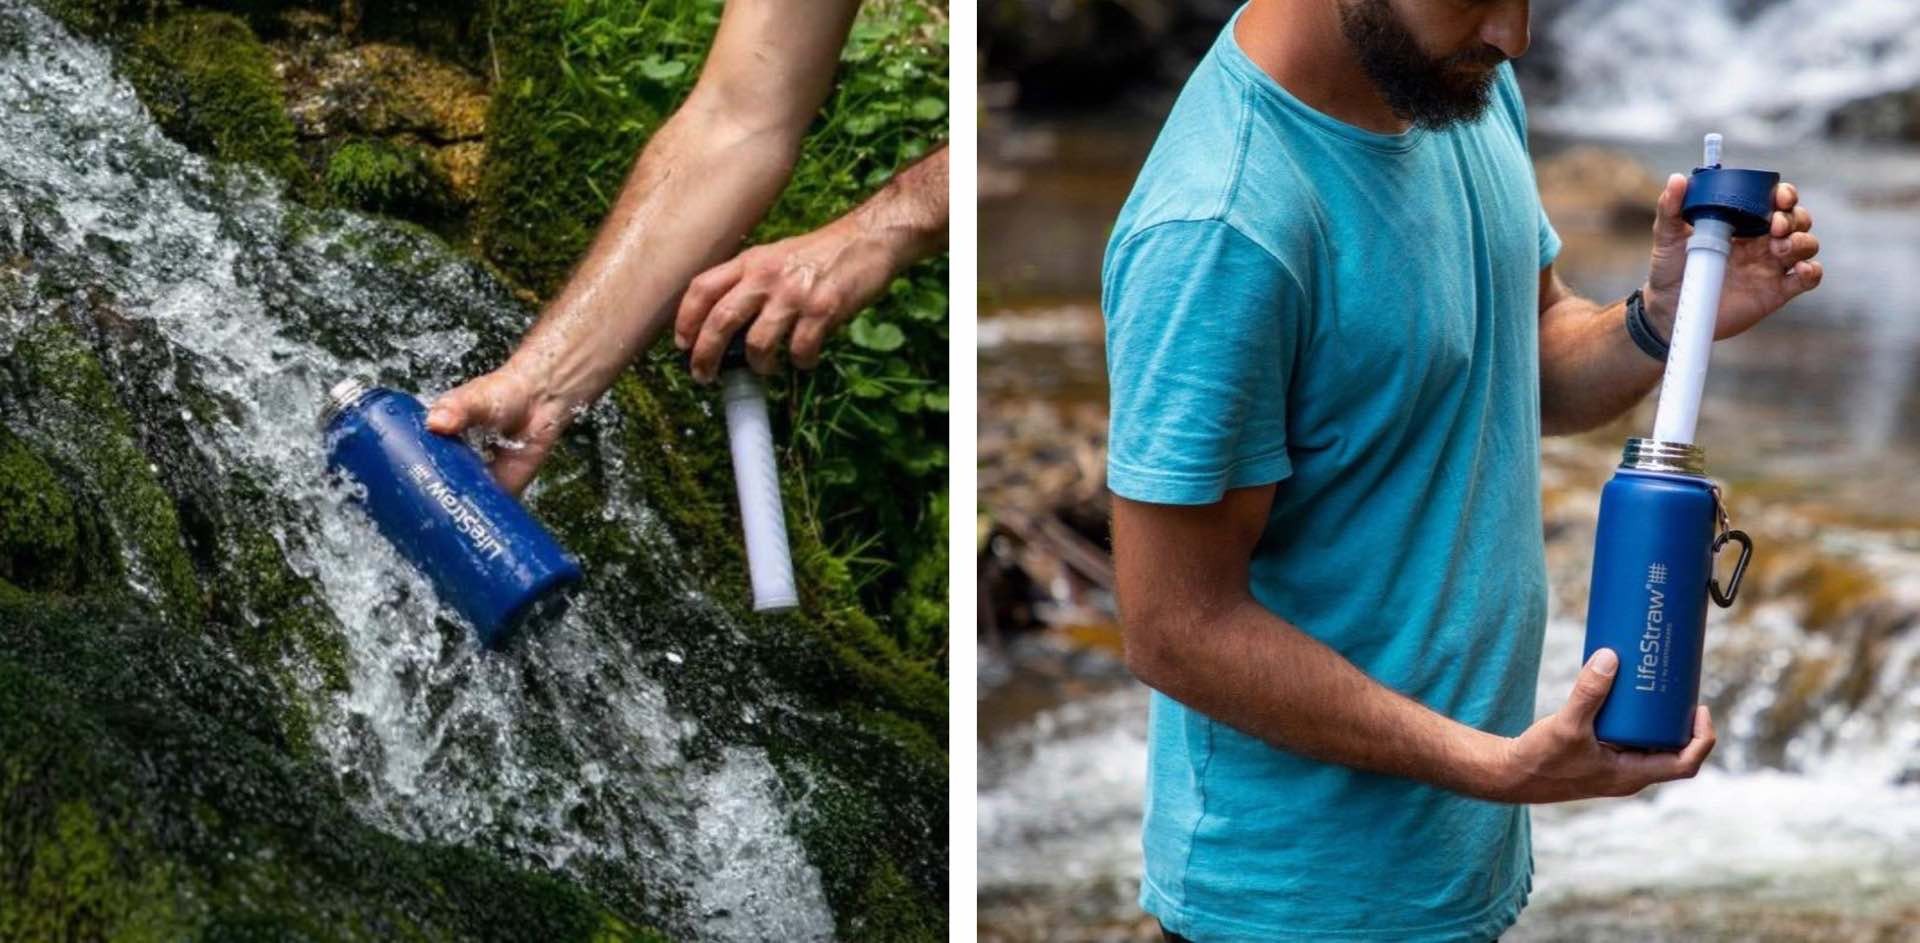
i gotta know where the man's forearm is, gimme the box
[498,0,860,408]
[845,145,948,270]
[1538,289,1665,435]
[1127,596,1515,802]
[504,99,804,407]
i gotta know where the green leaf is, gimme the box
[844,112,887,137]
[638,55,687,81]
[848,374,889,399]
[910,97,946,120]
[848,318,905,352]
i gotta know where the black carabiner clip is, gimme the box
[1709,529,1752,608]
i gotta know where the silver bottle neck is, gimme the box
[1620,437,1706,476]
[318,377,372,430]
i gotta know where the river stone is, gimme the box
[274,30,489,144]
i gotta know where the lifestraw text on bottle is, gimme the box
[407,462,508,561]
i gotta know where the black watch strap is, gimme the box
[1625,289,1669,362]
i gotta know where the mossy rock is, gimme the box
[122,11,306,187]
[326,137,453,219]
[0,427,80,591]
[34,0,176,36]
[2,317,202,624]
[0,596,671,942]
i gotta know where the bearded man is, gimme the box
[1100,1,1823,940]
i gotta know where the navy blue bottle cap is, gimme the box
[1681,166,1780,238]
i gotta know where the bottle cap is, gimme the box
[1680,131,1778,238]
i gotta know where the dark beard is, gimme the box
[1336,0,1506,131]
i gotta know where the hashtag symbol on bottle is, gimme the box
[1648,563,1668,584]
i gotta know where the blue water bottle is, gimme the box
[1583,440,1750,749]
[320,378,583,647]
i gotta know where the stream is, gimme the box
[0,3,839,938]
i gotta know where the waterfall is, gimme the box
[1531,0,1920,141]
[0,2,836,938]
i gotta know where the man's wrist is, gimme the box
[503,343,601,415]
[1625,286,1672,363]
[1639,282,1677,339]
[1455,730,1518,803]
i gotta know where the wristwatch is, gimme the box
[1624,288,1669,362]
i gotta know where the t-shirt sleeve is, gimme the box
[1494,64,1562,269]
[1101,218,1304,506]
[1538,202,1562,268]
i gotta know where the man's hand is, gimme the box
[675,215,899,382]
[424,366,577,496]
[1642,175,1823,339]
[674,146,948,383]
[1488,648,1717,804]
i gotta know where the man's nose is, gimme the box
[1480,0,1531,61]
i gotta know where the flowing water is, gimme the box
[1530,0,1920,144]
[0,3,836,937]
[979,3,1920,937]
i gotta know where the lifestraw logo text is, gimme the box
[1636,562,1668,692]
[408,463,507,560]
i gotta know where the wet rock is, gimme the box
[429,138,486,205]
[273,36,489,144]
[324,136,454,217]
[1826,85,1920,143]
[123,11,305,187]
[0,426,78,591]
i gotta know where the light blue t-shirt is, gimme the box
[1101,11,1561,943]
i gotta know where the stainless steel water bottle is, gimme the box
[1583,440,1750,749]
[320,378,583,647]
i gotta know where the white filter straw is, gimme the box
[722,368,798,612]
[1651,217,1733,444]
[1650,133,1739,446]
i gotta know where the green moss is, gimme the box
[0,596,667,942]
[34,0,174,37]
[0,427,79,591]
[326,138,453,219]
[846,861,941,942]
[890,491,948,658]
[6,320,202,624]
[123,11,304,187]
[0,800,192,943]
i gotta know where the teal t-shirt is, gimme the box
[1100,11,1561,943]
